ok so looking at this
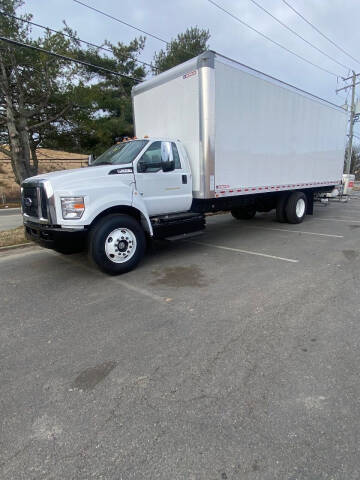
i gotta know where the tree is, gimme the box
[0,0,146,183]
[0,0,79,183]
[153,27,210,74]
[350,144,360,179]
[39,37,146,157]
[344,143,360,177]
[0,0,209,185]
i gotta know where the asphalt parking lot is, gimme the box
[1,198,360,480]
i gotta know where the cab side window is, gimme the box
[172,143,181,169]
[138,141,162,173]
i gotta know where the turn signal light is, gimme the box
[61,196,85,219]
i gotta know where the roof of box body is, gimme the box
[132,50,346,112]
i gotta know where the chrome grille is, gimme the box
[22,184,48,220]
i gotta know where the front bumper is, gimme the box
[24,221,86,251]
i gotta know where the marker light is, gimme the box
[61,197,85,219]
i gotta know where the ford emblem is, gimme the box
[24,197,32,207]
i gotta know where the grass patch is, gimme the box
[0,226,29,248]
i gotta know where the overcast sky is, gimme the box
[19,0,360,136]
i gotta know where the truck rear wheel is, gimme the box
[276,194,289,223]
[231,207,256,220]
[285,192,307,224]
[89,214,146,275]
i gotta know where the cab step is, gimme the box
[151,212,205,239]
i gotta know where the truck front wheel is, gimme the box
[285,192,307,224]
[89,214,146,274]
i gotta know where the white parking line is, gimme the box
[189,241,299,263]
[317,214,360,220]
[250,226,343,238]
[49,251,167,304]
[0,247,167,304]
[316,217,360,224]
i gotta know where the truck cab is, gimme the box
[22,138,202,274]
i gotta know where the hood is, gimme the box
[22,164,135,192]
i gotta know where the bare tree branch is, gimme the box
[23,91,51,119]
[28,103,72,130]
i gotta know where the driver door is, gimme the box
[134,141,192,216]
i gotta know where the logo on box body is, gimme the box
[183,70,197,80]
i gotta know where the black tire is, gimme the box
[88,214,146,275]
[276,194,288,223]
[231,207,256,220]
[285,191,307,224]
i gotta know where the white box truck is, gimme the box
[21,51,348,274]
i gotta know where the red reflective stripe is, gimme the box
[216,180,338,195]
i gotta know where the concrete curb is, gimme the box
[0,207,21,212]
[0,242,33,252]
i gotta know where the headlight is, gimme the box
[61,197,85,219]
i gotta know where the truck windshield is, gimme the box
[92,140,149,166]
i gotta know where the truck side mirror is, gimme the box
[88,154,95,166]
[161,141,175,172]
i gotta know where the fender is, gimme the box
[87,198,153,236]
[78,185,153,236]
[131,190,153,236]
[57,181,134,228]
[54,179,153,235]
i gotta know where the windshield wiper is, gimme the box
[92,161,113,166]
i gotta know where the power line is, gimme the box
[281,0,360,66]
[0,11,153,70]
[71,1,206,68]
[207,0,340,77]
[247,0,350,71]
[72,0,168,45]
[0,36,142,81]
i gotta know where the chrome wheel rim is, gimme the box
[296,198,306,218]
[105,228,137,264]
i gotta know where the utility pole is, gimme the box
[346,71,356,175]
[337,70,359,174]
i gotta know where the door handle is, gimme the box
[182,174,187,184]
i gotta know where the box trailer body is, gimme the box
[133,51,347,202]
[21,51,349,274]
